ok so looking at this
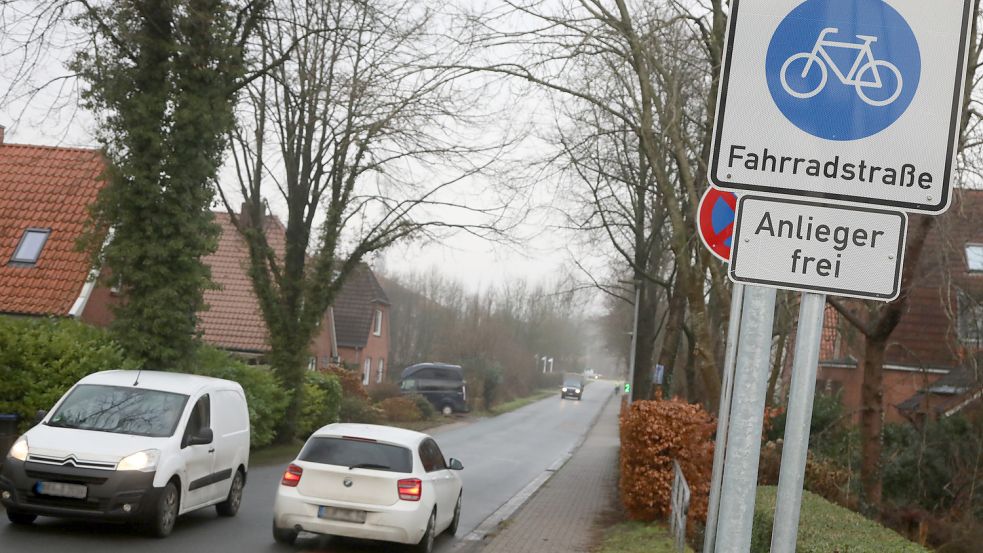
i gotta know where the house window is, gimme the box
[967,244,983,272]
[363,358,372,385]
[10,228,50,265]
[373,309,383,336]
[377,358,385,384]
[958,292,983,345]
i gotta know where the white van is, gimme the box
[0,370,250,537]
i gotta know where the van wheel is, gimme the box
[216,469,244,517]
[413,509,436,553]
[272,521,298,545]
[147,481,179,538]
[6,510,37,525]
[441,405,453,416]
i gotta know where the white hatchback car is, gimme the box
[272,423,464,553]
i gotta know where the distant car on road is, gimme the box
[399,363,469,416]
[1,370,250,537]
[272,423,464,553]
[560,375,585,400]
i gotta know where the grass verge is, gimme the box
[486,389,556,416]
[250,439,304,467]
[595,521,695,553]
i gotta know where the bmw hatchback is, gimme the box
[272,424,463,553]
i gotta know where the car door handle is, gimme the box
[208,448,215,453]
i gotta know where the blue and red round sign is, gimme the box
[698,188,738,262]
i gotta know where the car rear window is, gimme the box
[299,437,413,473]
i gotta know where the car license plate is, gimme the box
[36,481,87,499]
[318,506,366,524]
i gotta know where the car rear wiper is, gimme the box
[348,463,390,470]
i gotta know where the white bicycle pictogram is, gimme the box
[780,27,903,107]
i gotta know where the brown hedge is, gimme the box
[322,365,369,400]
[619,399,715,530]
[378,396,424,422]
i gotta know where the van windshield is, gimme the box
[47,384,189,438]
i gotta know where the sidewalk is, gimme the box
[475,394,622,553]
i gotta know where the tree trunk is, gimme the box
[657,274,688,399]
[860,335,887,511]
[632,283,658,400]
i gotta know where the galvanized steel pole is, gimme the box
[626,284,641,403]
[714,285,776,553]
[703,282,745,553]
[770,292,826,553]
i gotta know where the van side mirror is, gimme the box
[34,409,47,425]
[448,458,464,471]
[187,428,213,446]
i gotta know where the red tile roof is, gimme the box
[0,142,107,316]
[198,212,286,353]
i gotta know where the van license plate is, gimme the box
[318,506,366,523]
[36,481,87,499]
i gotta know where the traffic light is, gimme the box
[624,382,630,393]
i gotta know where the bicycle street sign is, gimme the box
[710,0,973,214]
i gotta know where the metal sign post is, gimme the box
[770,292,826,553]
[703,282,745,553]
[713,284,776,553]
[626,284,641,403]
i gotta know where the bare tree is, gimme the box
[463,0,731,407]
[219,0,511,441]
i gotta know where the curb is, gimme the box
[461,388,618,546]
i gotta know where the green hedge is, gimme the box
[0,317,138,433]
[186,346,290,448]
[752,486,930,553]
[297,370,343,438]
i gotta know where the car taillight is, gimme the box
[281,464,303,487]
[398,478,422,501]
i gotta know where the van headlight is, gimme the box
[7,436,28,462]
[117,449,160,472]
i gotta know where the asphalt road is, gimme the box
[1,381,615,552]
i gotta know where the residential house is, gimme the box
[817,188,983,423]
[0,128,113,324]
[332,264,391,387]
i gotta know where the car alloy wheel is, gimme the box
[446,493,462,536]
[217,470,244,517]
[415,509,436,553]
[441,405,453,416]
[272,520,298,545]
[149,482,179,538]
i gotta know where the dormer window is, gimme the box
[967,244,983,272]
[10,228,50,266]
[373,309,383,336]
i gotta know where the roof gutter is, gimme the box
[69,266,100,318]
[70,228,113,319]
[328,306,339,359]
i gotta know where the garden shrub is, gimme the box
[619,399,715,531]
[409,394,435,420]
[751,486,931,553]
[339,395,385,424]
[368,381,402,403]
[323,365,368,400]
[378,396,423,422]
[296,371,343,438]
[186,346,289,448]
[0,316,138,433]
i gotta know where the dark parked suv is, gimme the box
[399,363,470,415]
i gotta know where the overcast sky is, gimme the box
[0,0,608,298]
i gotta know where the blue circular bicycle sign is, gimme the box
[765,0,920,141]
